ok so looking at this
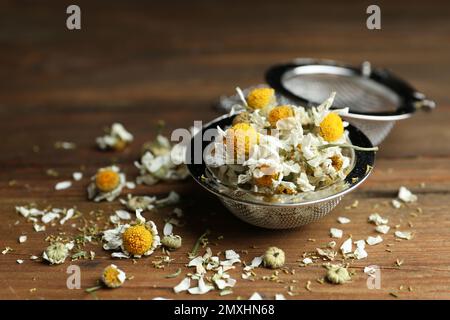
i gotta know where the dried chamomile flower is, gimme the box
[263,247,285,269]
[161,234,182,250]
[136,134,189,186]
[96,123,133,151]
[42,242,73,265]
[268,105,294,127]
[142,134,171,156]
[224,122,259,157]
[102,210,160,258]
[267,105,294,128]
[122,224,156,256]
[325,265,351,284]
[398,186,417,203]
[102,264,126,288]
[247,88,276,110]
[319,113,344,142]
[120,194,156,212]
[87,166,126,202]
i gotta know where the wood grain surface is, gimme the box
[0,0,449,300]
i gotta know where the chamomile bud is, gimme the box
[263,246,285,269]
[326,265,351,284]
[161,234,182,250]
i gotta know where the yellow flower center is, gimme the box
[122,225,153,256]
[268,105,294,127]
[95,169,120,192]
[225,123,259,158]
[254,166,278,187]
[319,113,344,142]
[113,139,127,151]
[247,88,275,109]
[330,155,343,170]
[275,184,297,195]
[254,175,275,187]
[102,265,123,288]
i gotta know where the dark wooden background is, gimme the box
[0,0,449,299]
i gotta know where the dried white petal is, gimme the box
[302,257,313,265]
[337,217,351,224]
[398,186,417,203]
[395,231,413,240]
[60,208,75,225]
[2,247,13,255]
[249,292,263,300]
[16,259,24,264]
[55,181,72,190]
[250,256,263,267]
[115,210,131,220]
[72,172,83,181]
[33,224,46,232]
[125,181,136,189]
[368,213,388,226]
[340,238,352,254]
[163,222,173,236]
[41,211,60,224]
[135,209,145,224]
[392,199,402,209]
[111,252,130,259]
[18,235,27,243]
[330,228,343,239]
[188,277,214,295]
[375,225,390,234]
[225,249,240,260]
[215,278,236,290]
[275,294,287,300]
[353,240,368,260]
[366,235,383,246]
[364,265,379,279]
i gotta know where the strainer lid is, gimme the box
[266,58,433,121]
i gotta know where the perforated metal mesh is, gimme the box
[282,72,401,113]
[344,117,395,146]
[220,196,342,229]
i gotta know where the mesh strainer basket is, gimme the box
[187,113,376,229]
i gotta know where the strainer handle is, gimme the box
[413,92,436,112]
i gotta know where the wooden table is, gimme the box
[1,0,449,300]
